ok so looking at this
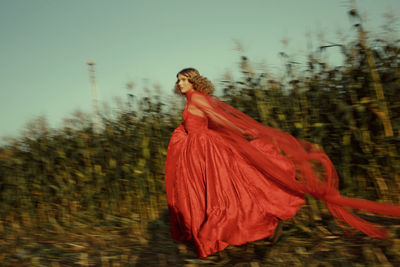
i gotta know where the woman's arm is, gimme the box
[190,93,250,137]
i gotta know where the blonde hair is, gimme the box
[174,68,214,95]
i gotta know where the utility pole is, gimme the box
[86,60,102,133]
[348,9,393,137]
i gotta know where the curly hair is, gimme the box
[174,68,214,95]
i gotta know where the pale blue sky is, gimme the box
[1,0,399,142]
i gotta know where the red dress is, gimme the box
[164,90,400,258]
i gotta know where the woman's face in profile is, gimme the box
[177,74,194,94]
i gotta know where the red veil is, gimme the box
[186,90,400,238]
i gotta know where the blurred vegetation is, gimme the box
[1,9,400,266]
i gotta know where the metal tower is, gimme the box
[86,60,102,133]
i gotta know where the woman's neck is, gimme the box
[185,89,195,99]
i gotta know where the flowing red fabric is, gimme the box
[164,90,400,258]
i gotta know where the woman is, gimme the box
[164,68,400,258]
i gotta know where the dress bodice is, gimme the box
[182,93,208,133]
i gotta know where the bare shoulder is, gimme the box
[190,91,209,105]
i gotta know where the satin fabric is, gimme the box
[165,90,400,258]
[165,90,305,258]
